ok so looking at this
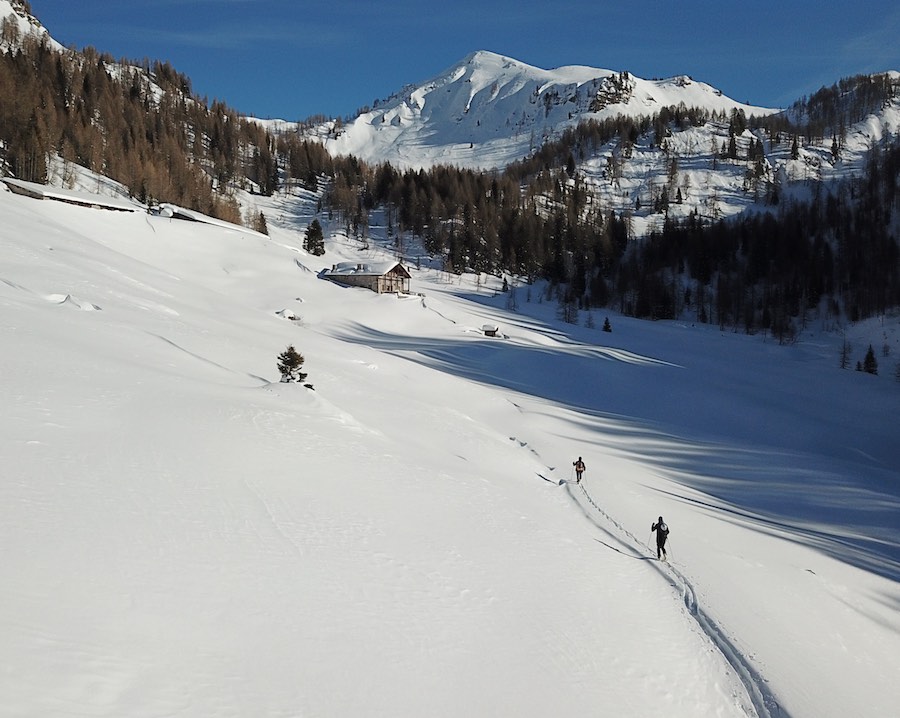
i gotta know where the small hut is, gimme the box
[322,261,411,294]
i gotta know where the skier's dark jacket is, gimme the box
[651,519,669,547]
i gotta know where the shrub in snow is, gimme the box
[277,345,308,383]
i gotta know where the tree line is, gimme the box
[0,25,281,222]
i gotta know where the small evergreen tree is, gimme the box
[863,344,878,375]
[303,219,325,256]
[277,345,308,383]
[256,211,268,236]
[602,317,612,332]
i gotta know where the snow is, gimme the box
[0,0,62,53]
[311,50,778,171]
[2,172,899,718]
[2,177,143,212]
[325,260,404,277]
[154,202,269,239]
[251,52,900,243]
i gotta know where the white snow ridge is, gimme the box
[322,50,777,171]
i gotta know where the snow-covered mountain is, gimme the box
[278,50,900,237]
[8,0,900,241]
[314,50,778,171]
[0,0,61,50]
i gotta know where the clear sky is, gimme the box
[28,0,900,121]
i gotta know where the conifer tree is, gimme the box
[251,211,268,235]
[304,219,325,256]
[863,344,878,375]
[277,345,308,383]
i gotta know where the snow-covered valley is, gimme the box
[2,178,898,717]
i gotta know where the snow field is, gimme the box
[2,182,899,717]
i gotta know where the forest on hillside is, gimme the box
[321,87,900,338]
[0,25,288,225]
[1,21,898,338]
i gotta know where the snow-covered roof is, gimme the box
[324,260,409,277]
[153,203,269,239]
[1,177,142,212]
[0,180,270,238]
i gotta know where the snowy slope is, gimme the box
[574,80,900,236]
[0,0,62,51]
[2,177,899,718]
[316,50,777,171]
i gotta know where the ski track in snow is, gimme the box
[569,479,789,718]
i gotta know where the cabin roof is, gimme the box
[326,261,410,278]
[2,177,141,212]
[153,203,268,239]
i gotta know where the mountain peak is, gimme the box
[0,0,59,49]
[324,50,774,171]
[460,49,510,65]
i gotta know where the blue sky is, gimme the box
[30,1,900,121]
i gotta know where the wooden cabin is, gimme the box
[322,261,411,294]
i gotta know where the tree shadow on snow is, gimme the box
[328,321,900,586]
